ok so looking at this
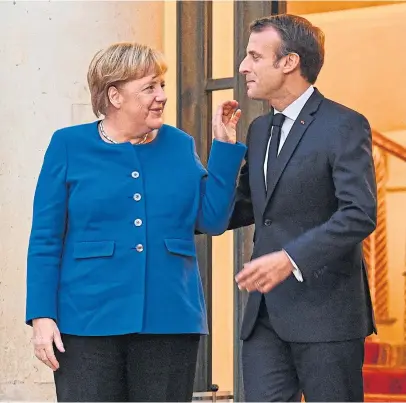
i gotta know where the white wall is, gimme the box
[0,2,163,400]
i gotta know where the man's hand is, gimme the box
[235,251,293,293]
[32,318,65,371]
[212,100,241,144]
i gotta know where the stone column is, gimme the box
[0,2,163,400]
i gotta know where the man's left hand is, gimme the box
[235,251,293,293]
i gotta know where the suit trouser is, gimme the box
[242,297,365,402]
[54,333,200,402]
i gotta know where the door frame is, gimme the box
[176,1,286,399]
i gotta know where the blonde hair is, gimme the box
[87,42,168,117]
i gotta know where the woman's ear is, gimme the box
[107,86,121,109]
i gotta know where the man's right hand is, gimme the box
[32,318,65,371]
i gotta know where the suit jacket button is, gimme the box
[264,219,272,226]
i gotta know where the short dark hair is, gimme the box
[250,14,325,84]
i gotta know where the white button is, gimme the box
[136,244,143,252]
[131,171,140,178]
[133,193,141,201]
[134,219,142,226]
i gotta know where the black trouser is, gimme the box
[54,333,200,402]
[242,298,365,402]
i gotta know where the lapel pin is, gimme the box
[300,120,305,125]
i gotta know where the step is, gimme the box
[365,393,406,402]
[364,365,406,394]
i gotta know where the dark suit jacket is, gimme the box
[230,88,377,343]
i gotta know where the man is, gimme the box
[229,14,377,402]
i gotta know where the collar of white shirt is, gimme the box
[273,85,315,121]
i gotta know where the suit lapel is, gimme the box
[250,113,272,207]
[263,89,324,212]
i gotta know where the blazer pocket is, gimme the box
[164,239,196,257]
[73,241,115,259]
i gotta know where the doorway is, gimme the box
[176,1,285,400]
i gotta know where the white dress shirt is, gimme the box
[263,85,314,282]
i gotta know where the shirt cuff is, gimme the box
[283,249,304,282]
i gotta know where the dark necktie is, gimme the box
[266,113,286,192]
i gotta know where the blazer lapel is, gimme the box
[250,113,272,207]
[263,89,324,211]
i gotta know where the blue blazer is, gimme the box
[26,122,246,336]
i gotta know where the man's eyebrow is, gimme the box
[248,50,261,56]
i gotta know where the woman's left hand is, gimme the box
[212,100,241,144]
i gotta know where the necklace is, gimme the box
[99,121,149,145]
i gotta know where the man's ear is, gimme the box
[282,52,300,74]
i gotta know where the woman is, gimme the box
[26,42,246,402]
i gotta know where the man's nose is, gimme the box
[239,57,249,75]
